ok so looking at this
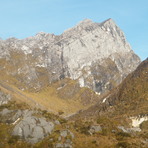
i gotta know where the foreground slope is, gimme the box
[65,58,147,148]
[0,59,147,148]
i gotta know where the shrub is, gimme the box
[8,135,20,144]
[116,132,130,141]
[58,118,67,124]
[73,120,91,135]
[58,110,64,115]
[116,141,130,148]
[92,140,97,144]
[140,121,148,130]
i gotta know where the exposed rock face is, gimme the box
[117,126,141,133]
[56,130,75,148]
[0,18,140,94]
[0,107,55,144]
[130,116,148,128]
[89,125,102,135]
[0,91,11,106]
[13,116,54,144]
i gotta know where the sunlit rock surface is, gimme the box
[0,18,140,94]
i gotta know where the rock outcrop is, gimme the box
[0,18,140,94]
[0,92,75,145]
[89,125,102,135]
[0,91,11,106]
[0,107,55,144]
[12,115,54,144]
[55,130,75,148]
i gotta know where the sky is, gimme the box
[0,0,147,60]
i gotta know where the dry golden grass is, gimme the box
[0,74,98,116]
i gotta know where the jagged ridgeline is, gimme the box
[0,18,140,114]
[0,19,140,92]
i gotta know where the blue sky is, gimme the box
[0,0,147,60]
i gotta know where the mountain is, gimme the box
[0,18,140,94]
[0,18,147,148]
[0,18,140,115]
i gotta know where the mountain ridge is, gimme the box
[0,18,140,114]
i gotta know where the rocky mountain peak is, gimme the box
[101,18,116,26]
[0,18,140,95]
[100,18,127,43]
[77,19,94,26]
[35,32,55,38]
[35,32,48,37]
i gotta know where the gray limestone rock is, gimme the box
[56,143,72,148]
[0,108,36,124]
[12,115,54,144]
[89,125,102,134]
[64,143,72,148]
[0,91,11,106]
[0,18,140,95]
[60,130,68,138]
[56,130,74,148]
[60,130,74,139]
[117,126,141,133]
[55,120,60,125]
[0,108,12,116]
[56,143,64,148]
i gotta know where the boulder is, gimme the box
[56,143,64,148]
[0,108,12,116]
[60,130,68,138]
[12,115,54,144]
[56,130,74,148]
[0,91,11,106]
[89,125,102,135]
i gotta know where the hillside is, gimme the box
[0,18,140,116]
[0,18,146,148]
[74,58,148,118]
[66,58,148,147]
[0,78,100,116]
[0,59,147,148]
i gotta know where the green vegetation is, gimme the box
[73,120,91,135]
[140,120,148,130]
[116,141,130,148]
[115,132,131,141]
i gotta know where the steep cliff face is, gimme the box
[0,18,140,94]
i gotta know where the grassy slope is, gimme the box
[0,52,102,115]
[107,58,148,117]
[0,73,100,116]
